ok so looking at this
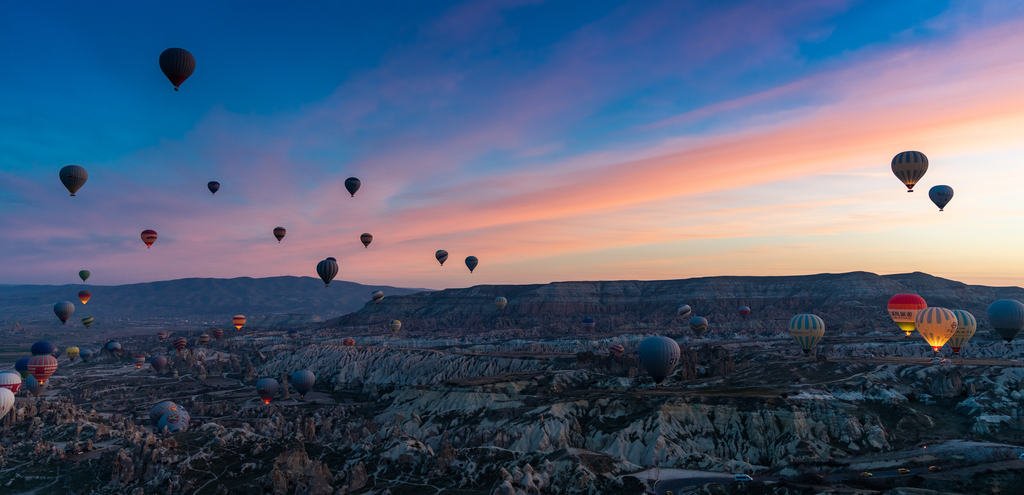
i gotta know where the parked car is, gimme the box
[734,474,753,482]
[898,468,910,474]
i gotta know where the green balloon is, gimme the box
[79,270,90,282]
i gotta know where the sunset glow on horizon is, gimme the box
[3,1,1024,289]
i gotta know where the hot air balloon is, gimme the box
[53,302,74,324]
[677,305,692,318]
[79,270,90,282]
[79,349,93,363]
[0,372,22,394]
[133,355,146,369]
[159,48,195,91]
[495,297,507,311]
[390,320,402,334]
[158,411,189,433]
[256,378,279,404]
[916,307,958,353]
[151,356,168,372]
[52,348,62,359]
[287,329,298,340]
[689,317,708,338]
[435,250,448,266]
[887,294,927,338]
[949,310,977,356]
[59,165,88,196]
[78,290,91,305]
[198,334,210,346]
[150,401,179,424]
[608,344,625,357]
[738,306,751,319]
[0,388,13,421]
[25,376,44,397]
[465,256,479,273]
[344,177,361,197]
[343,337,356,346]
[371,291,384,305]
[27,355,58,384]
[581,317,596,332]
[788,314,825,355]
[929,185,953,211]
[891,151,928,192]
[326,257,336,262]
[210,328,223,340]
[273,227,286,242]
[173,337,187,353]
[233,315,246,330]
[65,347,79,361]
[82,317,94,328]
[208,181,220,195]
[106,341,122,353]
[360,233,373,248]
[317,258,338,287]
[141,230,158,248]
[987,299,1024,343]
[157,331,167,342]
[638,336,680,385]
[31,341,56,356]
[14,358,30,379]
[291,370,315,398]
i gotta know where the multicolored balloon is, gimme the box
[233,315,246,330]
[916,307,958,353]
[788,314,825,355]
[82,316,94,328]
[158,411,189,433]
[465,256,479,273]
[287,329,298,340]
[159,48,195,91]
[677,305,692,318]
[360,233,372,248]
[581,317,596,332]
[689,317,708,337]
[133,355,146,369]
[157,331,167,342]
[948,310,977,356]
[141,230,158,248]
[390,320,402,334]
[317,258,338,287]
[173,337,187,352]
[888,294,927,338]
[638,336,680,385]
[210,328,223,340]
[291,370,315,398]
[78,290,91,305]
[198,334,210,345]
[59,165,88,196]
[929,185,953,211]
[273,227,286,243]
[891,151,928,192]
[256,378,279,404]
[495,297,507,311]
[343,337,356,346]
[608,344,625,357]
[0,372,23,394]
[371,290,384,305]
[738,306,751,319]
[150,401,179,424]
[53,301,75,324]
[344,177,361,197]
[435,250,448,266]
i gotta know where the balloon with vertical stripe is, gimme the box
[360,233,373,248]
[915,307,958,353]
[788,314,825,355]
[891,151,928,192]
[390,320,402,334]
[317,258,338,287]
[291,370,316,398]
[159,48,195,90]
[495,297,507,311]
[53,302,74,324]
[256,378,279,404]
[948,310,977,355]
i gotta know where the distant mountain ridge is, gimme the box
[328,271,1024,338]
[0,276,428,328]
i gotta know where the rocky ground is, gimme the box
[1,325,1024,495]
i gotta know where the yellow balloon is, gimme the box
[916,307,958,353]
[65,347,80,360]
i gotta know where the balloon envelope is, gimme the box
[435,250,449,266]
[343,337,356,346]
[256,378,279,404]
[916,307,958,353]
[0,372,22,394]
[141,230,158,248]
[25,376,44,397]
[495,296,507,311]
[173,338,187,352]
[79,349,93,362]
[82,317,94,328]
[207,181,220,195]
[738,306,751,318]
[581,317,596,332]
[929,185,953,211]
[371,290,384,305]
[211,328,223,340]
[79,270,90,282]
[151,356,168,372]
[677,305,692,318]
[15,358,31,379]
[344,177,361,197]
[390,320,402,333]
[157,331,167,342]
[949,310,977,355]
[27,355,58,384]
[159,48,195,90]
[273,227,286,242]
[59,165,88,196]
[106,341,122,352]
[150,401,179,424]
[0,389,12,421]
[317,259,338,287]
[31,341,56,356]
[788,314,825,355]
[888,294,927,337]
[608,344,625,357]
[78,290,91,305]
[158,411,189,433]
[53,301,75,324]
[198,334,210,345]
[689,317,708,337]
[287,329,298,339]
[360,233,372,248]
[465,256,479,273]
[233,315,246,330]
[65,347,80,361]
[987,299,1024,343]
[133,355,146,368]
[638,336,680,384]
[891,151,928,192]
[291,370,315,397]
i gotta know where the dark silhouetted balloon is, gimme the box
[274,227,286,242]
[210,328,223,340]
[361,233,372,248]
[59,165,88,196]
[929,185,953,211]
[689,317,708,337]
[82,317,94,328]
[208,181,220,195]
[987,299,1024,343]
[465,256,479,273]
[31,341,55,356]
[291,370,315,398]
[53,302,74,324]
[106,341,121,352]
[287,329,298,340]
[344,177,360,197]
[151,356,168,372]
[159,48,195,91]
[495,297,507,311]
[79,349,93,363]
[25,376,44,397]
[256,378,279,404]
[141,230,158,248]
[15,358,30,379]
[133,355,146,369]
[317,258,338,287]
[581,317,596,332]
[435,250,448,266]
[638,336,680,385]
[891,151,928,192]
[79,270,90,282]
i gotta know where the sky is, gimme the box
[3,0,1024,289]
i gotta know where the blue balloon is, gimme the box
[31,341,55,356]
[929,185,954,211]
[987,299,1024,343]
[638,336,681,385]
